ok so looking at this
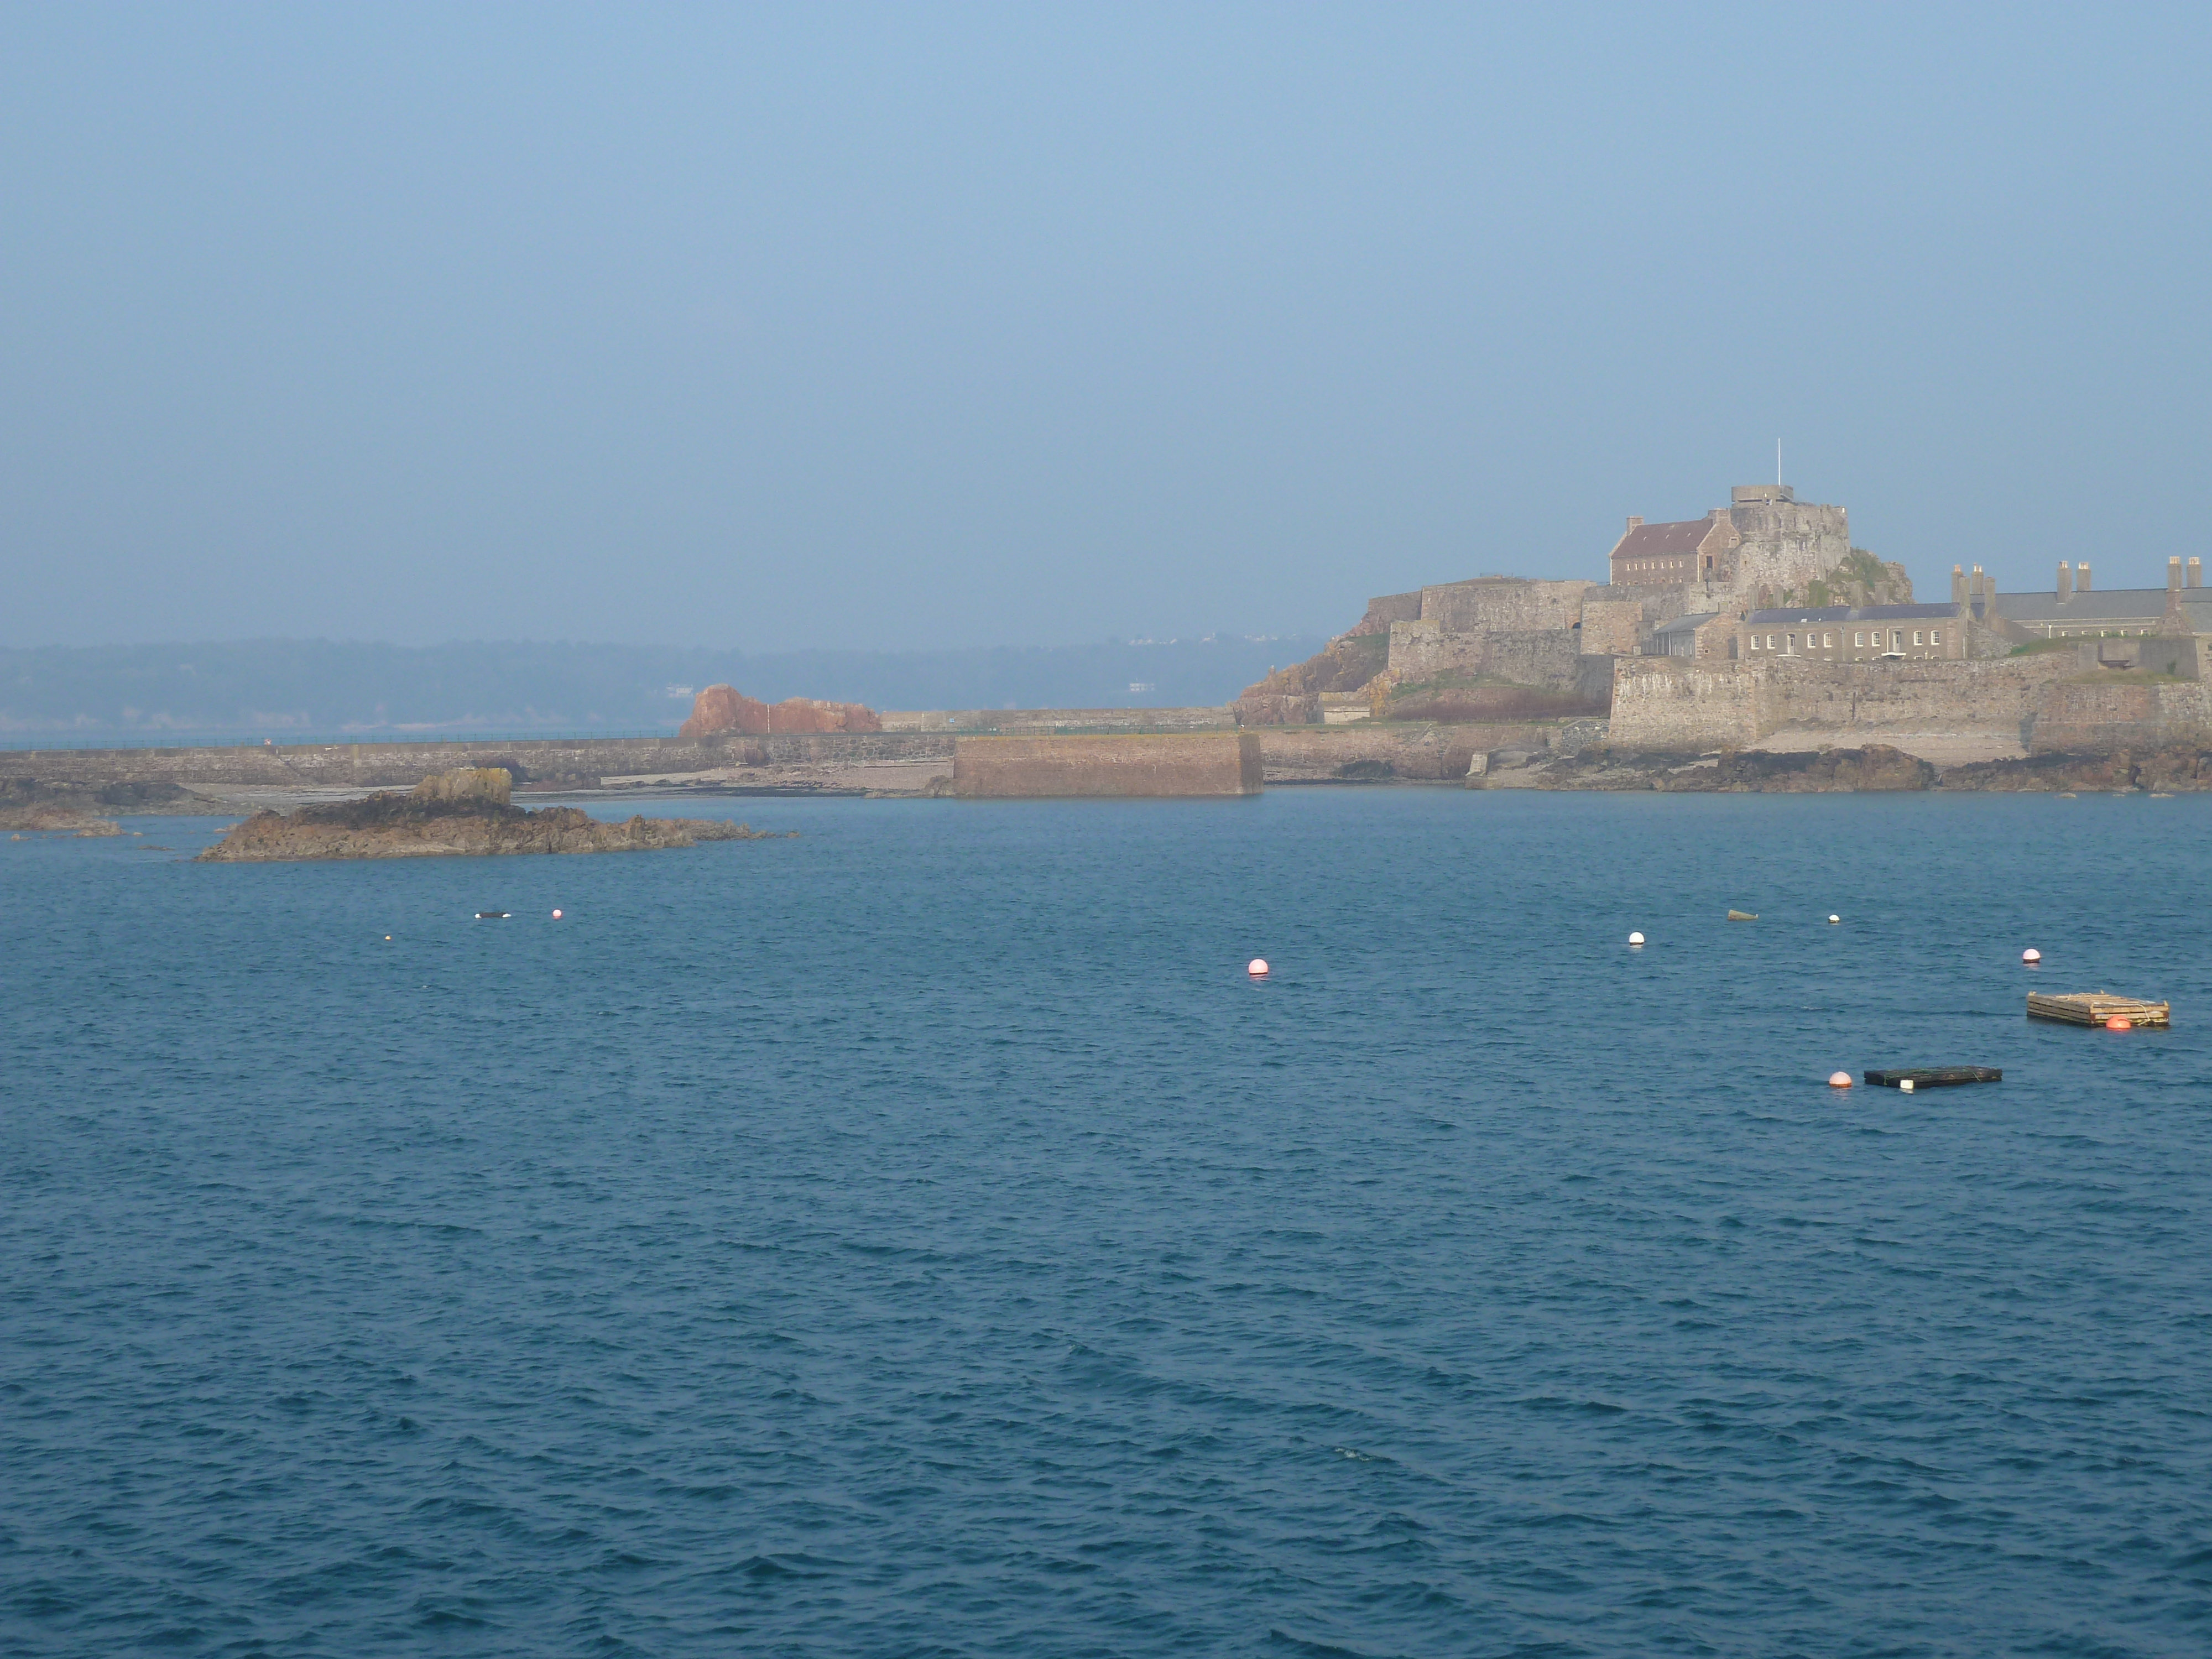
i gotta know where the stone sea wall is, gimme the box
[1254,721,1587,782]
[0,733,954,793]
[1608,654,2088,750]
[2029,682,2212,753]
[953,734,1262,797]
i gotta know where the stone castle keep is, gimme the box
[1609,484,1850,601]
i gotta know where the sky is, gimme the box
[4,3,2210,651]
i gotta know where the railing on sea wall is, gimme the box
[0,731,681,753]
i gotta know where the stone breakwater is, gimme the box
[953,734,1263,797]
[0,733,956,804]
[197,769,782,862]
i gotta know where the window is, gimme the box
[1931,629,1942,645]
[1767,634,1777,650]
[1825,633,1835,648]
[1854,632,1865,648]
[1913,632,1924,646]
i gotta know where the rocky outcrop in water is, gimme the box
[0,804,120,835]
[1481,743,1937,792]
[678,685,882,739]
[2,779,119,833]
[1938,746,2212,791]
[196,768,783,861]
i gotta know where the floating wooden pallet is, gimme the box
[2027,992,2171,1027]
[1865,1066,2002,1088]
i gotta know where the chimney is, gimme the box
[2078,562,2093,591]
[2191,557,2204,589]
[1625,515,1643,532]
[1951,564,1966,603]
[2171,556,2185,592]
[2057,561,2073,600]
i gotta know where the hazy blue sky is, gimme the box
[5,3,2209,650]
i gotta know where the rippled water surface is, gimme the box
[5,790,2211,1657]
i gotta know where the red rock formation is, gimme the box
[678,685,771,740]
[677,686,883,739]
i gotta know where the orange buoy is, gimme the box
[2106,1016,2131,1031]
[1828,1071,1852,1088]
[1247,958,1269,977]
[2022,948,2042,964]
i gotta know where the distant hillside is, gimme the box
[0,637,1323,738]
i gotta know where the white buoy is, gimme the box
[1828,914,1841,924]
[1900,1078,1916,1092]
[2022,947,2042,964]
[1828,1071,1852,1088]
[1627,932,1645,947]
[1248,958,1269,977]
[552,909,564,920]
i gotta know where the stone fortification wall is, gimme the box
[1345,591,1424,637]
[1386,622,1584,690]
[1417,578,1592,634]
[1255,721,1591,782]
[880,707,1232,733]
[1608,653,2089,750]
[952,733,1262,797]
[2030,682,2212,752]
[0,732,954,793]
[1579,590,1686,656]
[1606,662,1764,749]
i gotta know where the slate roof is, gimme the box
[1743,603,1963,625]
[1613,520,1713,561]
[1991,588,2183,624]
[1653,613,1719,636]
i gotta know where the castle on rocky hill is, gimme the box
[1237,482,1916,726]
[1234,480,2212,757]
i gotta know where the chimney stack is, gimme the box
[2079,562,2093,591]
[1952,564,1966,603]
[2171,556,2185,592]
[2057,561,2073,600]
[2191,557,2203,589]
[1625,515,1643,532]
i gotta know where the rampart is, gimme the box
[1254,721,1585,782]
[1387,621,1585,688]
[2030,682,2212,752]
[953,733,1262,797]
[1608,653,2098,750]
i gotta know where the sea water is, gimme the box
[3,790,2209,1657]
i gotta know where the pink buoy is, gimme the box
[2021,948,2041,964]
[552,909,564,920]
[1828,1071,1852,1088]
[1247,958,1269,977]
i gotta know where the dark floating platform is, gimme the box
[1864,1067,2002,1088]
